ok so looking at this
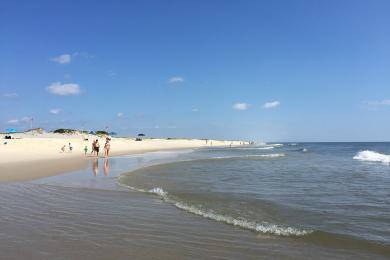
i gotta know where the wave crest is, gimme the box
[212,153,285,160]
[353,150,390,164]
[139,187,311,237]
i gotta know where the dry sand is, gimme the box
[0,133,246,182]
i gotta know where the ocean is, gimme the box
[1,143,389,259]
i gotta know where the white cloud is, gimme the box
[366,100,390,106]
[6,117,32,125]
[47,82,80,96]
[51,54,71,64]
[20,116,32,123]
[108,70,117,77]
[7,119,19,124]
[3,93,18,98]
[192,108,199,112]
[263,101,280,109]
[233,103,249,110]
[117,112,124,117]
[50,108,61,114]
[168,76,184,84]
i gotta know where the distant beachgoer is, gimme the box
[104,141,111,157]
[61,145,66,153]
[95,140,100,156]
[84,145,88,155]
[68,143,73,152]
[91,140,96,155]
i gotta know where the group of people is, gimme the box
[61,143,73,153]
[89,137,111,157]
[60,137,111,157]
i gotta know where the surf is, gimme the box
[353,150,390,164]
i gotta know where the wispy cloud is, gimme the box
[7,119,19,124]
[365,100,390,106]
[192,108,199,112]
[168,76,184,84]
[117,112,124,118]
[47,82,81,96]
[3,93,18,98]
[263,101,280,109]
[50,108,61,114]
[51,52,93,65]
[108,70,117,77]
[51,54,71,64]
[20,116,33,123]
[233,103,249,110]
[6,116,32,125]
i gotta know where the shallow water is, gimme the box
[1,144,389,259]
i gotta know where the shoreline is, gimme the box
[0,134,247,182]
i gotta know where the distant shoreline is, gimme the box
[0,133,248,182]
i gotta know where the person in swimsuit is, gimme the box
[95,140,100,157]
[91,140,96,155]
[104,141,111,157]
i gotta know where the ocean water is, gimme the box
[1,143,390,259]
[119,143,390,257]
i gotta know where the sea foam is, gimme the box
[145,187,311,237]
[211,153,285,160]
[353,150,390,164]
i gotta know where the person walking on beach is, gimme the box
[68,143,73,152]
[95,140,100,157]
[104,140,111,157]
[61,145,66,153]
[84,145,88,155]
[91,140,96,155]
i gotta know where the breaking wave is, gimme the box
[211,153,285,160]
[353,150,390,164]
[145,187,311,237]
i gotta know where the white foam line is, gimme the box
[353,150,390,164]
[212,153,285,160]
[141,187,311,237]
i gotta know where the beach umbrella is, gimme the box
[138,133,145,136]
[6,128,17,133]
[89,131,95,135]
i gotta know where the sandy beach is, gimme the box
[0,132,245,182]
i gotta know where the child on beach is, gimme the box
[61,145,66,153]
[68,143,73,152]
[84,145,88,155]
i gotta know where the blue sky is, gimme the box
[1,0,390,141]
